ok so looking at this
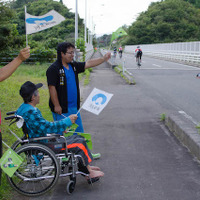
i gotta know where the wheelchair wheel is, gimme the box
[7,143,60,197]
[66,180,76,194]
[11,137,25,150]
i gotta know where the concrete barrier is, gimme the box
[166,113,200,161]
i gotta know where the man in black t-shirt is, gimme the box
[46,42,111,159]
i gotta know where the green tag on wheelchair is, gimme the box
[66,123,79,134]
[65,124,93,150]
[0,148,23,177]
[79,133,93,150]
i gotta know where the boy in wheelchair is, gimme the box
[16,81,104,183]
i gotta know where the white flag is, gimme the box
[25,10,65,35]
[81,88,113,115]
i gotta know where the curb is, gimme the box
[165,113,200,161]
[113,66,135,85]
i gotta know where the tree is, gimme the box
[10,0,38,9]
[2,0,85,52]
[126,0,200,45]
[96,34,112,48]
[183,0,200,8]
[0,1,24,52]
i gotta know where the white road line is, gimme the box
[153,64,162,68]
[178,110,198,125]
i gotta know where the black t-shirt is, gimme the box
[46,60,85,113]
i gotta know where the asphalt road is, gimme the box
[14,52,200,200]
[117,52,200,125]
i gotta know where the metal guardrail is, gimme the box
[0,53,56,65]
[124,41,200,66]
[85,49,94,61]
[85,43,94,61]
[0,44,94,65]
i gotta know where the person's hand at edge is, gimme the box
[103,52,111,62]
[17,46,30,62]
[54,105,62,115]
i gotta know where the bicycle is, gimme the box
[113,51,117,58]
[135,51,142,69]
[119,51,122,59]
[137,57,141,69]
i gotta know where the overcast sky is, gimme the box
[62,0,160,36]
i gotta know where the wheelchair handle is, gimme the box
[4,116,16,120]
[6,111,16,115]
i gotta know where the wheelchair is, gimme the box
[4,111,92,197]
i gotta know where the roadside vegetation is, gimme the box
[114,65,136,85]
[160,113,166,122]
[125,0,200,45]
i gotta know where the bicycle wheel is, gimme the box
[7,143,60,197]
[137,57,141,68]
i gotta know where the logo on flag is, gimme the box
[25,10,65,35]
[0,148,23,177]
[81,88,113,115]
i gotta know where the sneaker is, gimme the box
[91,153,101,160]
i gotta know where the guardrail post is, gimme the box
[123,58,125,74]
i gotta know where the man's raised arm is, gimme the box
[85,52,111,69]
[0,47,30,82]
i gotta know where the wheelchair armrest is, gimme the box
[29,133,64,142]
[29,136,56,142]
[46,133,61,137]
[4,114,23,121]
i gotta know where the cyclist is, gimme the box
[118,46,123,58]
[113,46,117,58]
[135,46,143,66]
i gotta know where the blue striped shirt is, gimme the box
[16,103,72,138]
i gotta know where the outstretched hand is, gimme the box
[69,114,78,124]
[103,52,111,61]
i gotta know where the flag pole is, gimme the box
[2,141,10,149]
[25,6,28,47]
[60,107,82,117]
[76,107,82,115]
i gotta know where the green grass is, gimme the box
[114,65,136,85]
[196,124,200,134]
[160,113,166,122]
[84,69,90,85]
[78,68,92,86]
